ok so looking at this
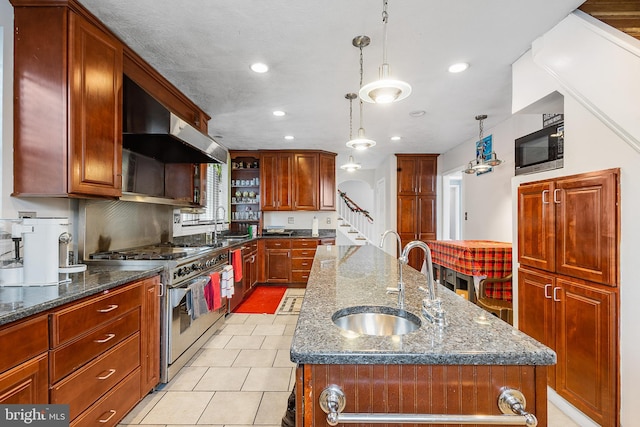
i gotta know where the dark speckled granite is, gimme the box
[0,266,163,326]
[290,244,556,366]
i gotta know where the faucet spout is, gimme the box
[400,240,446,327]
[379,230,404,307]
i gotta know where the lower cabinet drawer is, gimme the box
[292,248,316,258]
[291,258,313,271]
[50,309,140,382]
[0,352,48,404]
[0,315,48,373]
[51,333,140,420]
[291,271,311,283]
[70,367,141,427]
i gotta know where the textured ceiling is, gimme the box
[78,0,584,169]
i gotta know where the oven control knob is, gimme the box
[205,260,212,268]
[176,268,183,277]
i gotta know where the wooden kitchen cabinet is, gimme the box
[12,3,123,198]
[319,152,337,210]
[291,239,318,283]
[261,152,294,211]
[165,164,207,207]
[294,153,319,210]
[517,168,620,427]
[261,150,336,211]
[518,268,617,427]
[517,168,619,286]
[243,241,259,292]
[140,276,161,394]
[263,239,292,283]
[396,154,438,270]
[0,315,49,404]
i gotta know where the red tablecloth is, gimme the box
[426,240,513,301]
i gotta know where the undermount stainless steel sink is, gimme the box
[332,306,421,336]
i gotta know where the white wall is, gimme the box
[438,114,543,243]
[513,47,638,426]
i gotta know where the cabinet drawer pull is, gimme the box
[98,409,117,423]
[542,190,549,204]
[97,304,119,313]
[544,284,552,299]
[274,243,281,246]
[97,369,116,380]
[302,262,309,266]
[94,333,116,343]
[553,188,561,204]
[553,287,561,302]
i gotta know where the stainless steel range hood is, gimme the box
[123,76,228,164]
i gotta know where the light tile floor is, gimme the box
[118,288,579,427]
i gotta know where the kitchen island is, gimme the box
[290,244,555,426]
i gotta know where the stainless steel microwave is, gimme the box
[514,124,564,176]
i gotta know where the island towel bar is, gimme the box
[319,385,538,426]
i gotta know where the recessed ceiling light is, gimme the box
[250,63,269,73]
[448,62,469,73]
[390,136,401,141]
[273,110,286,117]
[409,110,426,117]
[284,135,294,140]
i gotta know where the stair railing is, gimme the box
[337,190,374,244]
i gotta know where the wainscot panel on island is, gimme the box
[290,244,555,427]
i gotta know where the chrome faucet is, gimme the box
[379,230,404,308]
[213,205,226,244]
[400,240,446,327]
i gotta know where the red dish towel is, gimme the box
[205,272,222,311]
[232,249,243,282]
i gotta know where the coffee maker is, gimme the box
[10,218,86,286]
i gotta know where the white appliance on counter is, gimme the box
[0,217,86,287]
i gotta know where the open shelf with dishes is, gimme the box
[230,151,261,234]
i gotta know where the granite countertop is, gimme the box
[291,244,556,366]
[258,229,336,239]
[0,266,163,326]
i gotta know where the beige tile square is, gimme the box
[225,335,265,349]
[199,391,262,425]
[283,324,297,335]
[203,334,233,349]
[242,367,293,391]
[233,349,277,367]
[218,323,256,335]
[194,367,250,391]
[224,313,249,324]
[252,324,286,336]
[243,313,277,325]
[273,315,299,325]
[163,366,209,391]
[141,391,214,424]
[548,402,580,427]
[254,391,291,425]
[273,349,296,368]
[118,390,165,424]
[261,335,292,350]
[190,348,240,367]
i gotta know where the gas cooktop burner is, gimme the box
[89,243,213,261]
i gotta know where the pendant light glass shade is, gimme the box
[340,155,362,172]
[346,128,376,151]
[359,64,412,104]
[359,0,411,104]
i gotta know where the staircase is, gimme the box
[336,190,373,246]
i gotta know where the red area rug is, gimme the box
[233,286,287,314]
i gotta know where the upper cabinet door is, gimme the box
[396,156,418,195]
[318,153,336,211]
[554,169,619,285]
[260,152,279,211]
[518,180,556,271]
[276,153,294,211]
[293,153,318,210]
[69,13,123,197]
[416,156,438,195]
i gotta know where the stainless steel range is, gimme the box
[89,243,229,383]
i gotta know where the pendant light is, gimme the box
[359,0,412,104]
[347,36,376,151]
[340,93,362,172]
[463,115,503,174]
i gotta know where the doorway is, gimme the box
[441,170,462,240]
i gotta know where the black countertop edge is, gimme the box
[0,266,164,326]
